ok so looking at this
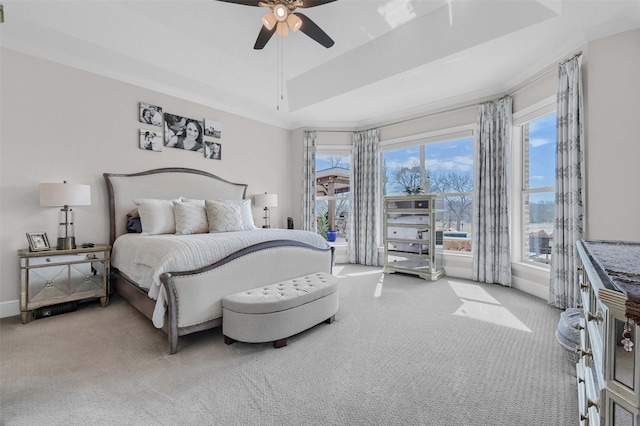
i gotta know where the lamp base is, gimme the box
[57,236,76,250]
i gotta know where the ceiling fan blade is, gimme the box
[215,0,263,6]
[297,0,338,8]
[254,25,277,50]
[295,12,334,48]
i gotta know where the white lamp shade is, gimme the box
[255,193,278,208]
[39,183,91,207]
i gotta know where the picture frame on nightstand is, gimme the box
[26,232,50,252]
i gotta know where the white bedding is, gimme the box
[112,229,330,327]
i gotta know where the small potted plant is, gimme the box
[403,186,422,195]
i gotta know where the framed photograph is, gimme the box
[139,129,163,152]
[26,232,51,252]
[164,113,204,152]
[204,119,222,139]
[139,102,163,127]
[205,141,222,160]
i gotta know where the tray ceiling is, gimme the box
[1,0,639,129]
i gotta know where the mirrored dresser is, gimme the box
[383,195,444,281]
[576,240,640,426]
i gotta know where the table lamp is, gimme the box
[254,192,278,228]
[39,181,91,250]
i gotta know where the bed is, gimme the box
[103,168,334,354]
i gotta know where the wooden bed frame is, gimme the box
[103,168,334,354]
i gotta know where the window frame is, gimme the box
[315,145,352,246]
[512,96,556,266]
[380,124,475,254]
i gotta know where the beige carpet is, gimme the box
[0,264,577,425]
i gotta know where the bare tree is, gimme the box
[327,155,348,169]
[430,171,473,231]
[393,161,422,194]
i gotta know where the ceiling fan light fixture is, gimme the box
[276,20,289,36]
[273,3,288,21]
[262,12,277,30]
[287,13,302,32]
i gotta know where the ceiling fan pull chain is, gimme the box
[276,36,282,110]
[281,38,285,103]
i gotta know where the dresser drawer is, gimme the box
[387,242,429,255]
[387,213,430,225]
[386,254,431,270]
[386,199,431,210]
[387,226,429,241]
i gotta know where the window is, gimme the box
[522,112,556,264]
[316,154,350,243]
[382,136,474,252]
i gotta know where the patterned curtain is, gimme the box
[472,96,512,286]
[301,131,317,232]
[349,129,380,265]
[549,55,585,309]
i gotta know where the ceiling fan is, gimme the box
[217,0,337,49]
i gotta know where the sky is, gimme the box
[382,136,474,194]
[528,112,556,190]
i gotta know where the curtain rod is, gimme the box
[507,51,582,96]
[310,51,583,134]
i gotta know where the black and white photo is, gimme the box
[26,232,50,252]
[139,102,163,127]
[164,114,204,152]
[139,129,162,152]
[204,119,222,139]
[205,141,222,160]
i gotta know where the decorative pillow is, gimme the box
[226,199,257,231]
[185,198,256,231]
[126,217,142,233]
[173,200,208,235]
[205,200,243,233]
[133,198,182,235]
[126,209,142,233]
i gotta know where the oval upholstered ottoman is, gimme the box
[222,272,338,348]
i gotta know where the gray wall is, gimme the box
[0,48,293,309]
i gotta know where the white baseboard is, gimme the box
[512,277,549,300]
[0,299,20,319]
[330,244,349,264]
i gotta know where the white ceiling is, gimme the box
[1,0,639,130]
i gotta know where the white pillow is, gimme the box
[133,198,182,235]
[173,200,208,235]
[225,199,257,231]
[185,198,256,231]
[205,200,243,233]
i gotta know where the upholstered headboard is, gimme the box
[103,168,248,245]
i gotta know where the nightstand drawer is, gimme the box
[29,253,107,266]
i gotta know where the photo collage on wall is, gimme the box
[138,102,222,160]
